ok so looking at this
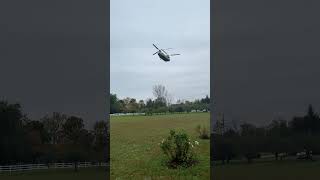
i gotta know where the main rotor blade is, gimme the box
[153,51,158,55]
[162,48,173,50]
[153,44,159,50]
[161,49,168,55]
[170,54,180,56]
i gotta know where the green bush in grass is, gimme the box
[159,129,199,168]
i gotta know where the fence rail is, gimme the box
[110,111,209,116]
[110,112,146,116]
[0,162,108,173]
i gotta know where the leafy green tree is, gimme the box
[110,93,120,114]
[304,104,320,135]
[127,98,139,113]
[154,98,166,109]
[93,120,108,162]
[118,99,126,113]
[62,116,84,144]
[175,105,185,113]
[289,105,320,135]
[24,120,50,145]
[145,98,154,115]
[93,121,108,151]
[138,100,145,111]
[201,95,210,104]
[0,101,32,164]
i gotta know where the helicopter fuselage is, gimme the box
[158,51,170,61]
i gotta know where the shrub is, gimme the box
[196,125,210,139]
[159,130,199,168]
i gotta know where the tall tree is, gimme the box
[93,120,108,162]
[145,98,153,109]
[127,98,139,113]
[118,99,126,113]
[201,95,210,104]
[62,116,84,144]
[0,101,31,164]
[138,100,145,111]
[110,93,120,114]
[289,105,320,135]
[93,121,108,150]
[153,84,168,106]
[166,93,173,106]
[24,120,50,145]
[41,112,67,144]
[145,98,154,115]
[304,104,320,134]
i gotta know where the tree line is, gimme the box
[0,100,108,166]
[111,85,210,115]
[213,104,320,164]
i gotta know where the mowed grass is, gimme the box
[213,160,320,180]
[110,112,210,179]
[0,167,107,180]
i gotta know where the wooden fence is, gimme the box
[0,162,108,173]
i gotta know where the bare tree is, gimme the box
[153,84,168,105]
[153,85,167,98]
[41,112,67,144]
[166,93,174,106]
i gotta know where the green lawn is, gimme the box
[0,167,107,180]
[110,112,210,179]
[213,160,320,180]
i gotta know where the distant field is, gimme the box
[110,112,210,179]
[213,160,320,180]
[0,167,107,180]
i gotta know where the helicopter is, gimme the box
[152,44,180,62]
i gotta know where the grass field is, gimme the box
[110,112,210,179]
[213,160,320,180]
[0,167,107,180]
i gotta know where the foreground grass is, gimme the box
[0,167,107,180]
[213,160,320,180]
[110,113,210,179]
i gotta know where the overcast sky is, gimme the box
[213,0,320,126]
[0,1,107,128]
[111,0,210,102]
